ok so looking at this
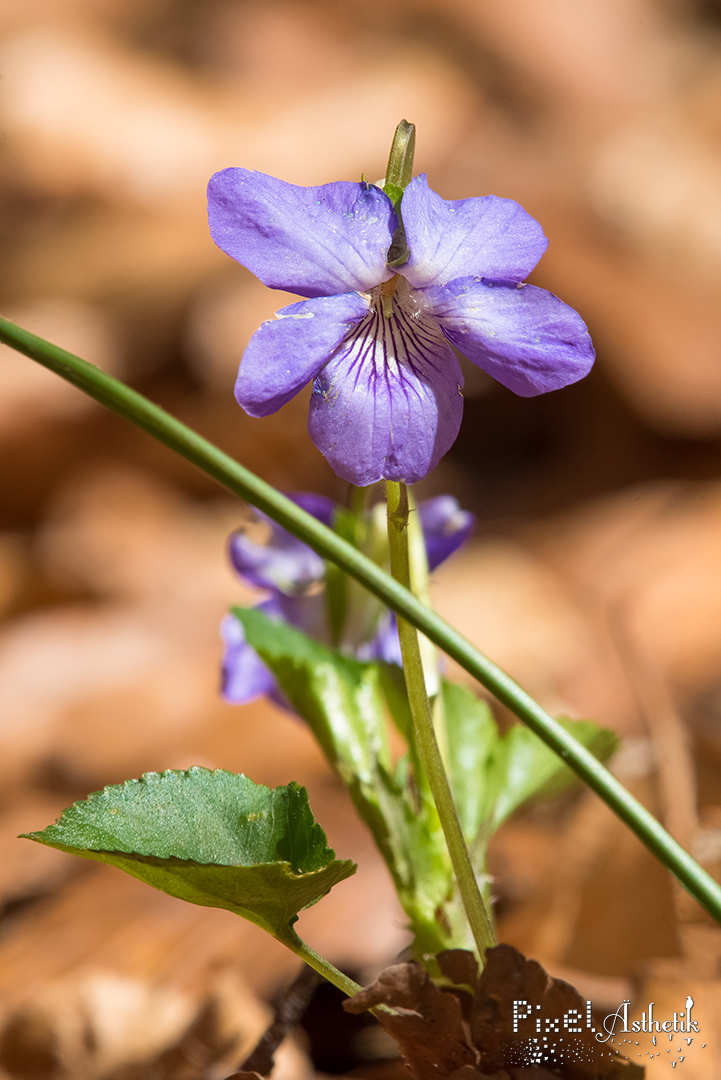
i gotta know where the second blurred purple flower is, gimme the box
[222,492,475,705]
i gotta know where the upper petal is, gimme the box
[208,169,397,298]
[235,292,369,417]
[418,496,475,571]
[423,278,595,397]
[307,295,464,485]
[400,175,548,288]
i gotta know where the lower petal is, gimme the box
[307,306,464,485]
[235,292,368,417]
[275,591,328,642]
[423,279,595,397]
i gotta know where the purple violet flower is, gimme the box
[207,170,595,486]
[222,493,474,704]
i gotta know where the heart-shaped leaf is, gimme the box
[22,768,356,942]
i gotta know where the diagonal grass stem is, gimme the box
[2,314,721,927]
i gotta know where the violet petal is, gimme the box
[423,278,595,396]
[289,492,336,528]
[208,170,396,298]
[308,300,464,485]
[229,493,336,595]
[418,496,476,571]
[366,612,403,667]
[400,175,548,288]
[229,524,326,595]
[275,591,329,643]
[235,292,369,417]
[220,612,277,703]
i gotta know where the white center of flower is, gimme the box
[320,274,447,392]
[368,274,425,321]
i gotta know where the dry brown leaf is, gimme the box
[345,947,643,1080]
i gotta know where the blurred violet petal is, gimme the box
[229,491,336,595]
[235,292,369,417]
[422,278,595,397]
[275,590,328,642]
[229,523,326,595]
[220,611,277,704]
[229,492,335,595]
[222,486,476,712]
[307,284,464,486]
[361,611,447,678]
[400,175,548,289]
[289,492,336,528]
[208,170,396,298]
[361,611,403,667]
[418,496,476,571]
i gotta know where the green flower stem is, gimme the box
[280,928,362,998]
[387,480,496,962]
[2,314,721,927]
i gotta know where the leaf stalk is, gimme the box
[280,928,363,998]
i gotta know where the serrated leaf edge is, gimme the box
[20,766,339,869]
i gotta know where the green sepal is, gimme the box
[383,119,416,209]
[383,120,415,266]
[324,506,357,648]
[22,768,356,941]
[378,660,414,745]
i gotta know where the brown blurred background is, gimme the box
[1,1,721,1077]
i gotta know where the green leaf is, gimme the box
[233,606,455,954]
[485,719,618,831]
[231,605,413,883]
[324,506,357,647]
[442,680,498,840]
[22,768,356,941]
[232,605,392,786]
[377,660,414,746]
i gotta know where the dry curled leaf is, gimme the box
[345,959,478,1080]
[345,946,643,1080]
